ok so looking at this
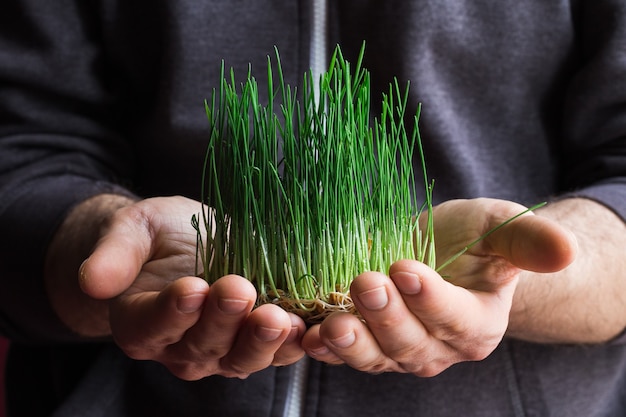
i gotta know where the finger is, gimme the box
[110,276,209,360]
[301,323,344,365]
[316,312,403,374]
[388,260,510,360]
[272,313,307,366]
[350,270,460,374]
[219,303,293,377]
[80,205,153,299]
[171,275,257,362]
[485,214,578,273]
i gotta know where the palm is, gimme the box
[427,198,571,291]
[124,215,200,296]
[429,199,527,291]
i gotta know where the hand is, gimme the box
[79,196,306,380]
[301,198,577,376]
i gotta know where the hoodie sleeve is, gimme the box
[0,2,135,342]
[560,0,626,220]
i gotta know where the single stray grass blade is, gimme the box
[435,202,548,273]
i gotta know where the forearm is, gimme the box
[507,198,626,344]
[44,193,137,338]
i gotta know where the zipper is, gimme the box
[282,356,310,417]
[309,0,328,100]
[282,3,327,416]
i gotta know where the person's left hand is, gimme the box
[301,198,577,376]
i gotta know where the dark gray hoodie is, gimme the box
[1,1,626,416]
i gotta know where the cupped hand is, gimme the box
[80,196,306,380]
[301,198,577,376]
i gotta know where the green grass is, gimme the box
[192,44,542,322]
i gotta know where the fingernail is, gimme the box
[79,259,88,280]
[309,345,330,356]
[285,326,300,343]
[218,298,250,314]
[329,330,356,348]
[177,294,205,313]
[391,271,422,295]
[78,258,90,289]
[357,286,388,310]
[255,326,283,342]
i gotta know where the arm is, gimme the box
[509,197,626,344]
[506,0,626,344]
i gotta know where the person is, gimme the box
[1,1,625,416]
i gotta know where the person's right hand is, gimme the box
[79,196,306,380]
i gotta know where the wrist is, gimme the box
[507,198,626,344]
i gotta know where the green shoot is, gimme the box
[193,44,543,322]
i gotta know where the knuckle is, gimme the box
[188,344,230,361]
[121,347,153,361]
[272,351,305,367]
[348,353,391,374]
[366,360,389,374]
[219,356,272,377]
[403,354,458,377]
[169,340,230,364]
[392,340,460,376]
[453,332,501,361]
[162,355,255,381]
[386,336,432,365]
[431,318,473,341]
[366,311,408,333]
[115,339,160,361]
[165,362,218,381]
[411,362,449,378]
[460,343,495,362]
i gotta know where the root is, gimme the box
[259,290,359,324]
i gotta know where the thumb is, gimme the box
[486,214,578,273]
[79,207,153,299]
